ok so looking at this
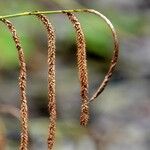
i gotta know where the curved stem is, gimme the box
[86,10,119,102]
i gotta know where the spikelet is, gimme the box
[0,19,28,150]
[35,14,56,150]
[65,12,89,126]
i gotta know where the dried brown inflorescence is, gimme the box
[0,9,119,150]
[65,12,89,126]
[0,19,28,150]
[35,14,56,150]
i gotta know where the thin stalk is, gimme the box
[0,9,86,19]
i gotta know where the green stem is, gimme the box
[0,9,88,19]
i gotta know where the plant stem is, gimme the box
[0,9,88,19]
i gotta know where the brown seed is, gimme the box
[0,19,28,150]
[35,14,56,150]
[65,12,89,126]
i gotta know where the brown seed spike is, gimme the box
[0,19,28,150]
[65,12,89,126]
[35,14,56,150]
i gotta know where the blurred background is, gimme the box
[0,0,150,150]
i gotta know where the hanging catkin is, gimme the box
[35,14,56,150]
[65,12,89,126]
[0,19,28,150]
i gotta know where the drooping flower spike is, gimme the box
[35,14,56,150]
[0,19,28,150]
[65,12,90,127]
